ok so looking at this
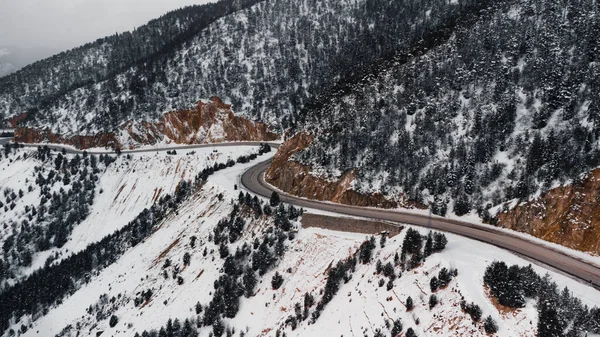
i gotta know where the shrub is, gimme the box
[461,301,483,322]
[429,294,438,309]
[430,276,439,292]
[406,296,413,311]
[272,272,284,289]
[484,315,498,333]
[109,315,118,328]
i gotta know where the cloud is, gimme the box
[0,0,214,51]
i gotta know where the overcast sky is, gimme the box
[0,0,214,51]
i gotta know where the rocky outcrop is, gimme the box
[14,97,279,149]
[496,168,600,255]
[266,133,399,208]
[119,97,278,148]
[14,128,119,149]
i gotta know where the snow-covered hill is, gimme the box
[0,143,262,286]
[1,143,598,337]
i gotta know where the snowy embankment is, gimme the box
[0,146,261,281]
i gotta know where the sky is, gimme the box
[0,0,214,51]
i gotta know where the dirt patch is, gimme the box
[484,285,520,316]
[151,238,181,268]
[496,167,600,255]
[113,183,127,204]
[151,187,163,204]
[301,213,403,237]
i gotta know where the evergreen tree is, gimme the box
[406,296,413,311]
[270,192,280,207]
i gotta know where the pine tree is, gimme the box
[424,232,433,257]
[406,296,413,311]
[272,271,284,289]
[270,191,280,207]
[484,315,498,334]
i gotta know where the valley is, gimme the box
[2,0,600,334]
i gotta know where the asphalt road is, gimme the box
[11,141,280,155]
[241,157,600,290]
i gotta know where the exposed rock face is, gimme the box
[496,168,600,255]
[266,133,398,208]
[14,128,119,149]
[119,97,279,148]
[14,97,279,149]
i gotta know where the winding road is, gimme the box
[4,138,600,289]
[241,156,600,290]
[7,140,279,155]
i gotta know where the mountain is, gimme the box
[1,0,600,333]
[1,0,490,135]
[0,0,263,130]
[265,0,600,250]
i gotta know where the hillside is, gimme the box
[13,97,279,149]
[261,0,600,252]
[0,0,263,127]
[0,143,266,287]
[1,0,493,135]
[0,146,598,337]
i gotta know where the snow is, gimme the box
[62,146,261,255]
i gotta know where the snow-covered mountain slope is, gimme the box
[1,144,598,337]
[1,0,477,134]
[0,0,263,119]
[13,97,279,150]
[259,0,600,256]
[0,143,263,287]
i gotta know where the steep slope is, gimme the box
[495,167,600,255]
[285,0,600,223]
[2,0,490,135]
[4,181,599,337]
[13,97,278,149]
[0,0,263,126]
[0,143,264,287]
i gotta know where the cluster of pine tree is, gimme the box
[136,196,299,337]
[484,261,600,336]
[295,0,600,215]
[0,146,115,285]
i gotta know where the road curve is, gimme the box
[241,157,600,290]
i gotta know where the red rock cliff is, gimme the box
[14,97,279,149]
[265,133,399,208]
[496,168,600,255]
